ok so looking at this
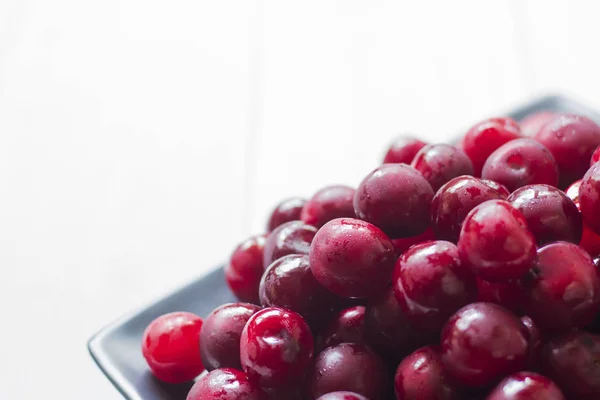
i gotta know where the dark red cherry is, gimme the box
[394,346,461,400]
[481,138,559,192]
[309,218,395,298]
[508,184,582,246]
[200,303,261,371]
[263,221,317,268]
[267,197,306,231]
[592,146,600,166]
[441,302,529,388]
[486,371,565,400]
[317,306,367,352]
[390,227,436,257]
[316,392,368,400]
[309,343,388,400]
[461,117,522,176]
[142,312,204,384]
[225,234,267,304]
[411,143,474,191]
[534,113,600,187]
[186,368,264,400]
[300,185,356,228]
[580,162,600,235]
[522,241,600,333]
[393,240,477,333]
[383,135,427,164]
[354,164,434,238]
[540,331,600,399]
[259,254,341,330]
[476,278,527,315]
[457,200,536,281]
[240,307,314,389]
[430,176,506,243]
[521,111,556,136]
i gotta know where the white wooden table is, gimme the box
[0,1,598,398]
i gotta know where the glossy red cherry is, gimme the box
[390,227,436,258]
[317,306,367,352]
[309,218,396,298]
[199,303,261,371]
[430,176,506,242]
[476,278,527,315]
[458,200,536,281]
[481,138,559,192]
[461,117,522,176]
[142,312,204,383]
[508,184,582,246]
[394,346,461,400]
[411,143,474,191]
[300,185,356,228]
[225,234,267,304]
[521,241,600,333]
[383,135,427,164]
[540,331,600,399]
[354,164,434,238]
[316,392,368,400]
[441,302,529,388]
[580,162,600,234]
[186,368,264,400]
[393,240,477,333]
[309,343,388,400]
[520,111,556,136]
[486,371,565,400]
[267,197,306,231]
[566,179,600,257]
[259,254,341,330]
[534,113,600,187]
[263,221,317,268]
[240,307,314,389]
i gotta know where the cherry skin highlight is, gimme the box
[316,392,368,400]
[592,146,600,166]
[457,200,536,281]
[300,185,356,228]
[481,138,559,192]
[441,302,529,388]
[225,234,267,304]
[309,218,396,298]
[411,143,474,191]
[186,368,263,400]
[383,135,427,164]
[354,163,434,238]
[142,312,204,384]
[580,161,600,234]
[481,179,511,197]
[486,371,565,400]
[200,303,261,371]
[263,220,317,268]
[267,197,306,232]
[239,307,314,389]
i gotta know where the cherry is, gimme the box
[390,227,436,258]
[309,343,388,400]
[520,111,556,136]
[430,176,506,243]
[441,302,529,388]
[580,162,600,234]
[394,346,461,400]
[309,218,396,298]
[263,221,317,268]
[186,368,264,400]
[481,179,511,197]
[393,240,477,333]
[461,117,522,176]
[383,135,427,164]
[364,286,425,362]
[566,179,600,257]
[540,331,600,399]
[476,278,527,315]
[592,146,600,166]
[316,392,368,400]
[521,241,600,333]
[411,143,474,191]
[240,307,314,389]
[508,184,582,246]
[200,303,261,371]
[225,234,267,304]
[317,306,367,352]
[301,185,356,228]
[259,254,341,330]
[457,200,536,281]
[486,371,565,400]
[534,113,600,187]
[267,197,306,232]
[481,138,559,192]
[354,164,434,238]
[142,312,204,384]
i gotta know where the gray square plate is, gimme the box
[88,94,600,400]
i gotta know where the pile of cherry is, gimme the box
[141,112,600,400]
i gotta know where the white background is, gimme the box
[1,1,599,398]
